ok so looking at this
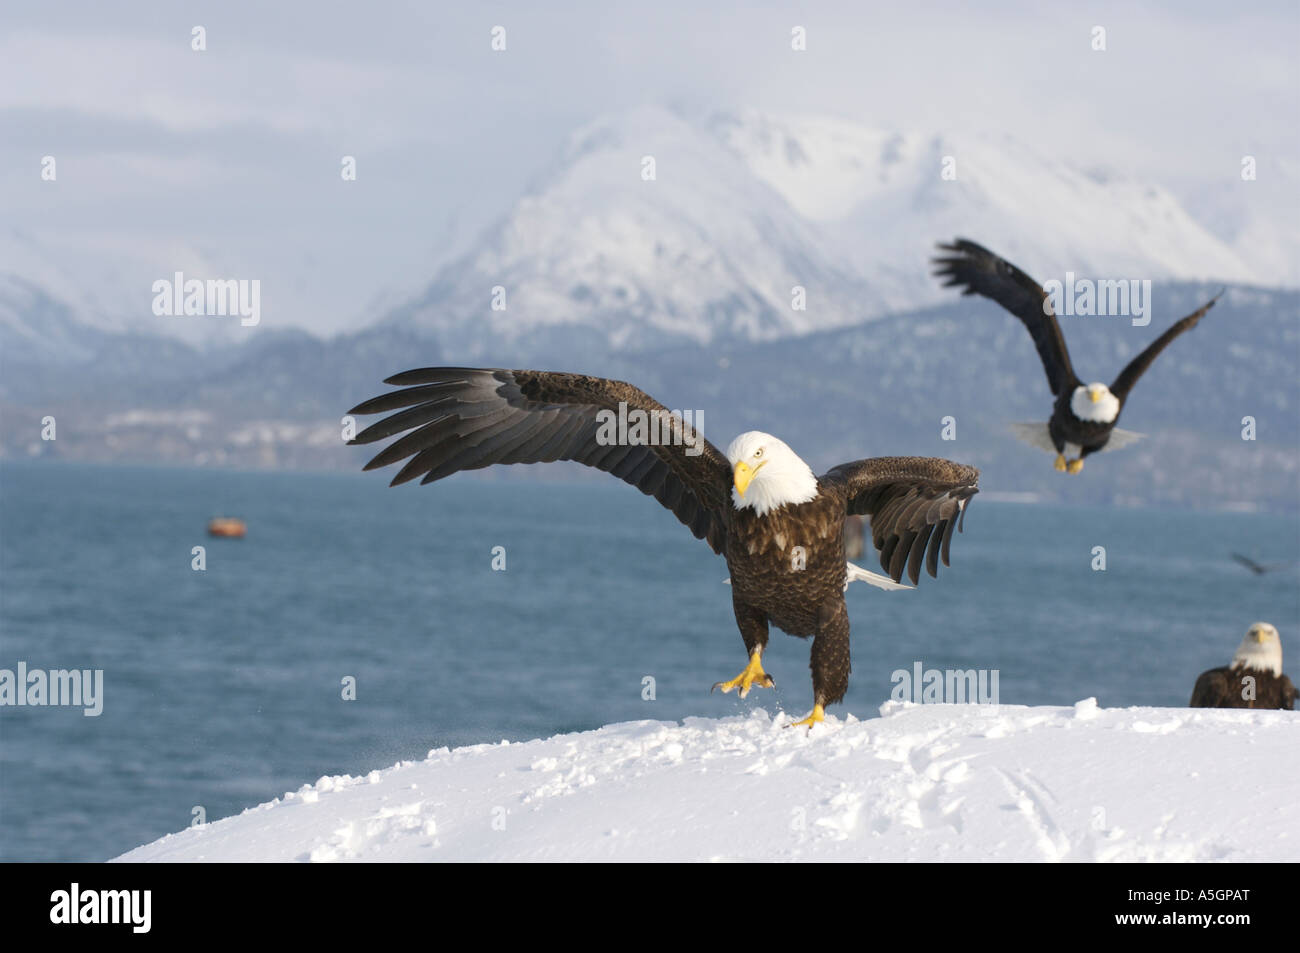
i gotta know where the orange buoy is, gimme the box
[207,518,247,538]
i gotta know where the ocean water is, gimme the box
[0,460,1296,861]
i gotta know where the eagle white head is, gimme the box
[1231,621,1282,676]
[726,431,818,517]
[1071,383,1120,424]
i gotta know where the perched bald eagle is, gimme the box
[348,368,978,726]
[1190,622,1296,710]
[932,238,1221,473]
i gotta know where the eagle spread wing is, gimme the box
[348,367,733,553]
[1109,292,1222,402]
[932,238,1079,397]
[822,456,979,585]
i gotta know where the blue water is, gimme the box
[0,460,1296,861]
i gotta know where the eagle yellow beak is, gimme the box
[1089,389,1103,403]
[734,460,765,497]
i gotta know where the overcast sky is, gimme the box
[2,0,1296,337]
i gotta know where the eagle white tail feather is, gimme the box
[1008,422,1057,454]
[724,563,913,592]
[1009,421,1145,455]
[844,562,913,591]
[1099,427,1145,453]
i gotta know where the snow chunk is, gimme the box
[1073,697,1100,720]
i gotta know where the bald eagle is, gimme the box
[348,368,978,727]
[1190,623,1296,710]
[932,238,1221,473]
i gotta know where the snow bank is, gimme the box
[115,702,1298,862]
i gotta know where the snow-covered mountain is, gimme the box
[713,109,1269,311]
[385,106,880,358]
[0,228,260,352]
[1179,153,1300,288]
[383,106,1288,356]
[5,106,1293,363]
[0,274,103,365]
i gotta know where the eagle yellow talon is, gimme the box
[1066,458,1084,474]
[787,704,825,729]
[1053,454,1067,472]
[712,652,774,698]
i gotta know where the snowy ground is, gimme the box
[115,701,1299,863]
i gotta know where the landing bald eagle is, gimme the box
[932,238,1221,473]
[1190,622,1296,710]
[348,368,978,726]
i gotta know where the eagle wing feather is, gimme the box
[823,456,979,585]
[348,368,733,554]
[1109,292,1222,403]
[932,238,1080,397]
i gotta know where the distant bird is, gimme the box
[932,238,1221,473]
[348,367,979,727]
[1190,622,1296,710]
[1231,553,1294,576]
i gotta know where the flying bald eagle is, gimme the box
[932,238,1222,473]
[348,367,979,727]
[1190,622,1296,710]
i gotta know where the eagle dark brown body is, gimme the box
[727,490,852,704]
[1190,666,1297,710]
[348,367,978,722]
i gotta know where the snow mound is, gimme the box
[115,703,1298,863]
